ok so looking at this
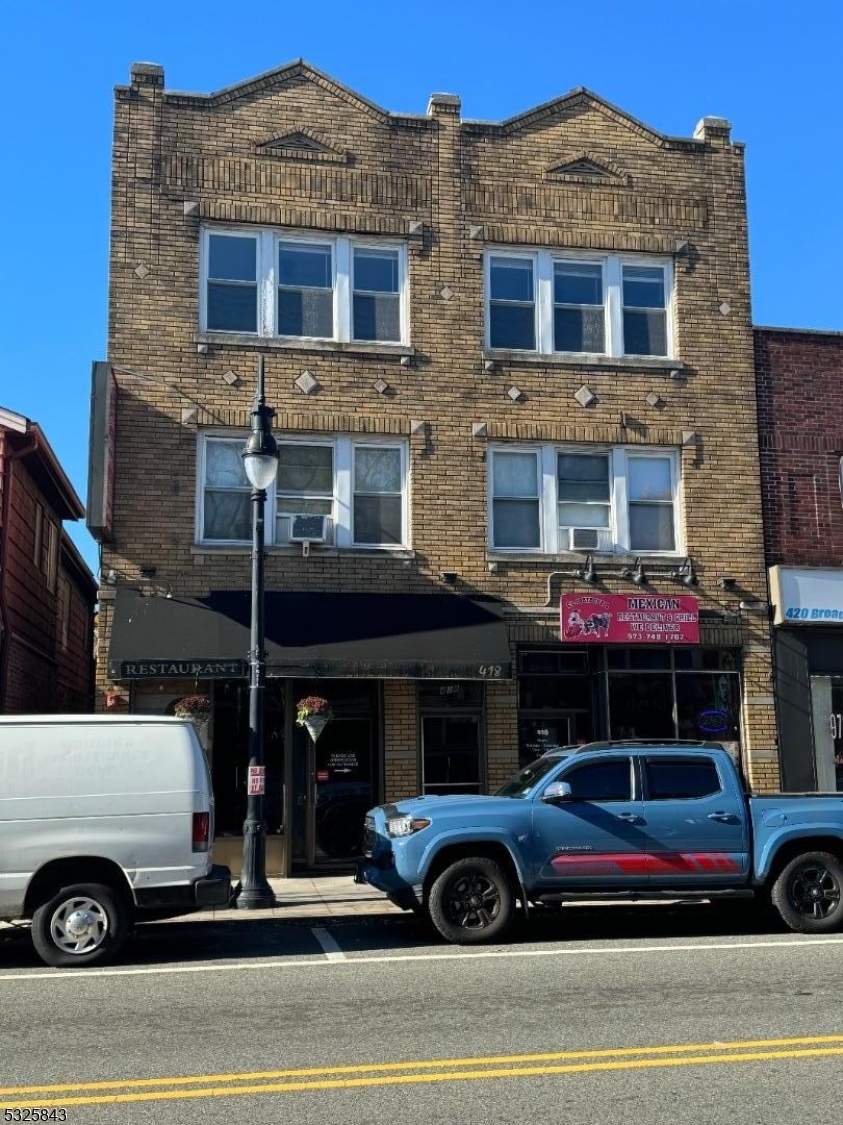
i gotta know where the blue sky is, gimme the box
[3,1,841,576]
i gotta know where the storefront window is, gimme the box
[518,647,742,753]
[516,649,597,763]
[608,672,674,739]
[676,672,741,743]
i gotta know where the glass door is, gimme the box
[308,716,375,866]
[811,675,843,791]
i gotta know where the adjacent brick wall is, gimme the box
[755,328,843,566]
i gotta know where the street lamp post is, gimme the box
[237,355,279,910]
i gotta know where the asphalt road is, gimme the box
[2,903,843,1124]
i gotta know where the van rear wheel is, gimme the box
[31,883,130,968]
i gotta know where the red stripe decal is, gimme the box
[550,851,741,876]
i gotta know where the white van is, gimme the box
[0,715,230,967]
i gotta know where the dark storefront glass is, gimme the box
[211,679,285,836]
[516,649,597,764]
[518,647,743,754]
[419,681,484,795]
[676,672,741,742]
[608,673,675,740]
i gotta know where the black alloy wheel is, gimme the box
[427,856,515,944]
[771,850,843,934]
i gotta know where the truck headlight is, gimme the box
[385,816,431,838]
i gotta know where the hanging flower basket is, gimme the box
[296,695,333,743]
[174,694,212,726]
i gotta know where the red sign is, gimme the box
[247,765,266,796]
[560,592,699,645]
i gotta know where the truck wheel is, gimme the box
[771,852,843,934]
[31,883,130,968]
[428,856,515,944]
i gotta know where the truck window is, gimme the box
[644,757,721,800]
[564,759,632,802]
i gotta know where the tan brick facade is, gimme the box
[95,61,779,871]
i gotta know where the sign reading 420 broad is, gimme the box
[560,593,700,645]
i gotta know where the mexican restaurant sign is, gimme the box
[560,593,699,645]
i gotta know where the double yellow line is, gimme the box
[2,1036,842,1108]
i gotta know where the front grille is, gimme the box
[362,815,376,857]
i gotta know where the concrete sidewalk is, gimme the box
[175,874,404,923]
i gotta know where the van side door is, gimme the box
[641,753,749,886]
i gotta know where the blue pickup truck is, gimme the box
[358,741,843,943]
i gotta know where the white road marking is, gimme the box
[2,934,843,983]
[311,927,347,961]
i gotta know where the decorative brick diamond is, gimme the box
[645,392,662,408]
[440,286,453,301]
[574,385,596,408]
[295,371,318,395]
[507,386,523,402]
[222,370,239,386]
[719,301,731,316]
[134,264,149,279]
[374,379,390,395]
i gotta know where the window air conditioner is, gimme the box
[569,527,612,551]
[289,514,329,544]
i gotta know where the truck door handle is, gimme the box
[707,811,735,822]
[616,812,643,823]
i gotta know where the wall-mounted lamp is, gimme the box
[574,553,597,585]
[670,556,698,587]
[621,557,647,586]
[140,566,157,580]
[439,571,458,585]
[105,569,117,586]
[718,577,738,591]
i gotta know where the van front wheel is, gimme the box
[31,883,130,967]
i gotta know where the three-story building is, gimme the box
[90,61,777,874]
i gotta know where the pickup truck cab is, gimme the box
[358,741,843,944]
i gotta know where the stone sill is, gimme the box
[191,544,416,561]
[195,332,414,360]
[483,349,685,375]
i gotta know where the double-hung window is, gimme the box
[198,434,408,550]
[485,250,672,358]
[201,228,408,344]
[489,445,681,555]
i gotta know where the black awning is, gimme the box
[108,588,512,680]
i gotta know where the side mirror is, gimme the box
[542,781,573,803]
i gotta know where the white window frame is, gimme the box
[200,226,410,345]
[196,432,409,550]
[484,248,674,359]
[488,446,544,552]
[350,442,409,548]
[488,443,683,556]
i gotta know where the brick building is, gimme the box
[90,61,778,874]
[756,327,843,790]
[0,407,96,714]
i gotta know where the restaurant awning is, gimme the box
[108,588,512,680]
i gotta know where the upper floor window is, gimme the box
[488,444,682,555]
[197,433,409,550]
[485,250,673,358]
[33,501,59,592]
[201,228,408,345]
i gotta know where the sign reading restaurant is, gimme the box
[560,593,700,645]
[115,660,246,679]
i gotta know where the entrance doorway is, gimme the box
[291,680,379,869]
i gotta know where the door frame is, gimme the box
[418,683,487,795]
